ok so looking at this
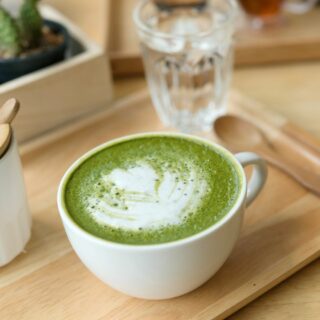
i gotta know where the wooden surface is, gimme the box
[0,124,11,157]
[108,0,320,76]
[44,0,110,48]
[0,99,20,125]
[111,62,320,319]
[230,62,320,319]
[1,87,320,319]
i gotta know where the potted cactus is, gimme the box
[0,0,69,84]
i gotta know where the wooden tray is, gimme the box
[109,0,320,77]
[1,90,320,319]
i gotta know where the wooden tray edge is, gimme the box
[195,236,320,320]
[20,89,150,157]
[21,88,320,157]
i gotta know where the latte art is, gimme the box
[87,162,208,230]
[64,136,241,244]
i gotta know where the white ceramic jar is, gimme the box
[0,136,31,266]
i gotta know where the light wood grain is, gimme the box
[44,0,110,48]
[0,99,20,124]
[230,91,320,154]
[108,1,320,76]
[230,62,320,319]
[1,89,320,319]
[233,62,320,140]
[235,8,320,66]
[0,124,11,157]
[228,258,320,320]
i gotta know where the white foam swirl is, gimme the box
[86,162,207,231]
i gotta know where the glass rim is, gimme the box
[133,0,239,40]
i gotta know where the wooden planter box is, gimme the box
[0,5,113,142]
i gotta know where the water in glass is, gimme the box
[135,1,236,133]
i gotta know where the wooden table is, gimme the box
[112,61,320,319]
[1,63,319,319]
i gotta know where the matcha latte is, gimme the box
[63,135,242,245]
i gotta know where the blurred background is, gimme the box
[0,0,320,320]
[1,0,320,141]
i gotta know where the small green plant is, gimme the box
[0,0,43,58]
[0,6,21,57]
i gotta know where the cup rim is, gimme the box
[133,0,239,40]
[57,132,246,251]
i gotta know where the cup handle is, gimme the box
[235,152,268,207]
[284,0,317,14]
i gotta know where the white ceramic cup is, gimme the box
[0,136,31,267]
[57,133,267,300]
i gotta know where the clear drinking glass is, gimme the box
[133,0,238,133]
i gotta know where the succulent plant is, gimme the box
[0,0,43,58]
[0,6,21,58]
[19,0,43,48]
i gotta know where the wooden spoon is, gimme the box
[214,115,320,196]
[0,124,11,158]
[0,98,20,124]
[0,98,20,158]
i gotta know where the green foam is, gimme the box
[64,136,242,245]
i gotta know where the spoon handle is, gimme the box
[282,122,320,154]
[0,99,20,124]
[261,150,320,196]
[0,124,11,157]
